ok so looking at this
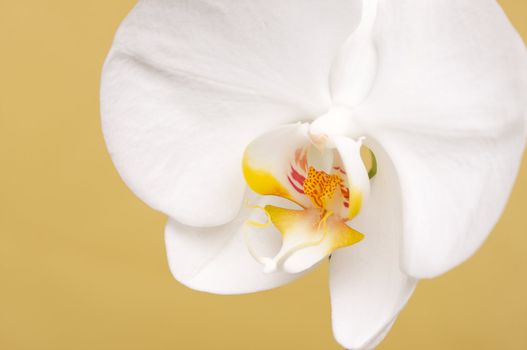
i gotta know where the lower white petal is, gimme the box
[329,143,416,349]
[164,192,302,294]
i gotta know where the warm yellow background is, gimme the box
[1,1,526,349]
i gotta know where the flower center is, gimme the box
[303,166,342,209]
[241,123,373,274]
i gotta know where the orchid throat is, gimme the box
[242,122,376,274]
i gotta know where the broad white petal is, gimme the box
[101,0,361,226]
[355,0,527,277]
[165,192,302,294]
[330,143,416,350]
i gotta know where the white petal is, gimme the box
[164,192,302,294]
[330,143,416,350]
[101,0,361,226]
[355,0,527,277]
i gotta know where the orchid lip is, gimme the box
[242,124,371,274]
[244,205,340,274]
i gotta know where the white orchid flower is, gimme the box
[101,0,527,348]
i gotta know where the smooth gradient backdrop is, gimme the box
[1,1,526,349]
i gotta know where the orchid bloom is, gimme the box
[101,0,527,348]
